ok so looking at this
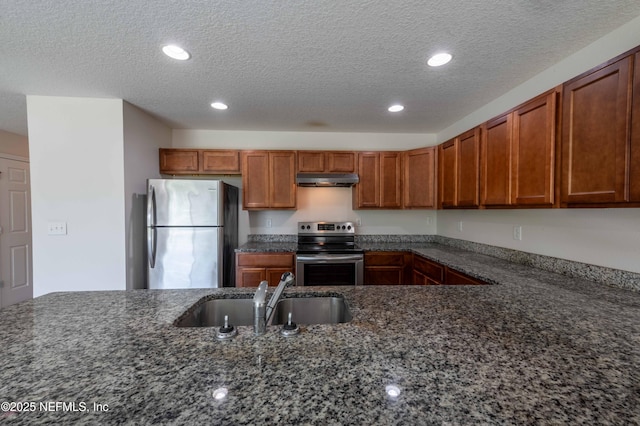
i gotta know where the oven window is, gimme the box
[303,263,356,286]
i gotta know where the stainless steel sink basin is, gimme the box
[271,297,352,325]
[174,295,351,327]
[175,298,255,327]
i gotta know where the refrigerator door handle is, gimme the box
[148,185,157,268]
[147,185,156,227]
[148,227,157,268]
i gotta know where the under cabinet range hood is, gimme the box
[296,173,359,187]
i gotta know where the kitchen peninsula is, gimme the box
[1,244,639,424]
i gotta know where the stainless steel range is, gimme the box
[295,221,364,286]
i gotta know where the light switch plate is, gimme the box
[48,221,67,235]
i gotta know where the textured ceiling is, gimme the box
[2,1,640,136]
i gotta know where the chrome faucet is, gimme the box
[253,272,295,335]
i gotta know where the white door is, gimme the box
[0,156,32,308]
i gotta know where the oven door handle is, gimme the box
[296,254,363,262]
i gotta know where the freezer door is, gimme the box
[148,227,223,289]
[148,179,223,227]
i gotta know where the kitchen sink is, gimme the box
[271,297,352,325]
[174,294,351,327]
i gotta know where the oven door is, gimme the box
[296,253,364,286]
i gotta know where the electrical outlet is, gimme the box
[513,225,522,241]
[48,221,67,236]
[425,217,432,225]
[457,221,463,232]
[266,218,272,228]
[356,218,362,226]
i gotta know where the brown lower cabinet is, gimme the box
[235,253,295,287]
[364,251,487,285]
[364,251,413,285]
[412,254,487,285]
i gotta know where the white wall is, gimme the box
[173,129,437,236]
[123,102,171,290]
[435,15,640,275]
[0,129,29,158]
[27,96,127,296]
[250,187,436,236]
[173,129,436,151]
[438,209,640,274]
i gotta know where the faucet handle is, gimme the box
[253,280,268,306]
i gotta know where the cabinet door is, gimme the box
[439,140,457,208]
[236,268,266,287]
[269,151,296,208]
[413,270,429,285]
[403,147,436,208]
[354,152,380,208]
[241,151,270,209]
[202,150,240,174]
[630,53,640,202]
[456,128,481,207]
[327,152,356,172]
[297,151,325,172]
[481,115,512,206]
[380,152,402,208]
[562,56,633,204]
[159,149,199,174]
[364,252,410,285]
[413,255,444,284]
[266,269,292,286]
[512,91,557,206]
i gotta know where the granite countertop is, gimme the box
[2,247,640,424]
[235,241,297,253]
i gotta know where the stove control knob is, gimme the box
[347,225,352,230]
[306,225,311,230]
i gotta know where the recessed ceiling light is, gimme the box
[427,52,452,67]
[211,102,228,110]
[162,44,191,61]
[388,104,405,113]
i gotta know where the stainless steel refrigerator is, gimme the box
[147,179,238,289]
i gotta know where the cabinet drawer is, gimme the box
[236,253,294,268]
[413,255,444,283]
[364,251,406,266]
[445,268,486,285]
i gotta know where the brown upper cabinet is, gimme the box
[481,114,512,206]
[241,151,296,210]
[439,127,481,208]
[561,55,633,205]
[403,147,437,209]
[630,52,640,202]
[481,89,558,207]
[159,148,240,175]
[297,151,356,173]
[353,152,402,209]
